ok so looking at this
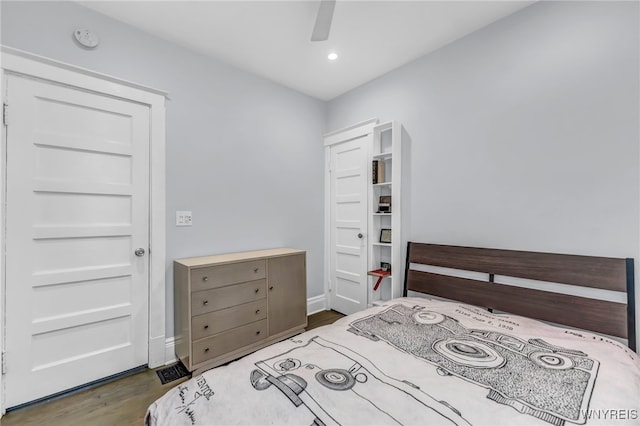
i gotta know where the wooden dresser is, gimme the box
[174,248,307,374]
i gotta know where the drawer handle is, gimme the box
[269,286,274,291]
[203,300,209,306]
[204,325,209,330]
[204,347,209,353]
[254,288,260,294]
[254,268,259,273]
[255,309,260,314]
[202,276,209,282]
[255,330,261,335]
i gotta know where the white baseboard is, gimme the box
[307,294,327,315]
[163,295,329,365]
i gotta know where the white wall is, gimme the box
[327,1,640,346]
[1,1,327,338]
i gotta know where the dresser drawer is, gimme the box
[191,279,266,316]
[191,260,266,292]
[191,299,267,340]
[192,320,267,365]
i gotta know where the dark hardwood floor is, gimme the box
[1,310,345,426]
[306,308,345,329]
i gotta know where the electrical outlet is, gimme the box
[176,211,193,226]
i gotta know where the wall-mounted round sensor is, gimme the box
[73,29,99,49]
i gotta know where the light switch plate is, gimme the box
[176,211,192,226]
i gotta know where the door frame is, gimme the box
[323,118,377,311]
[0,46,167,415]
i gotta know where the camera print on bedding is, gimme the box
[348,304,599,426]
[250,336,471,426]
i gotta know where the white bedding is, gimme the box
[146,297,640,425]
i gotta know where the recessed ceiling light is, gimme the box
[328,52,338,61]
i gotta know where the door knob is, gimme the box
[134,248,146,257]
[357,233,363,239]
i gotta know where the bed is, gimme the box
[146,242,640,425]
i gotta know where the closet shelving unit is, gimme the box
[368,121,404,306]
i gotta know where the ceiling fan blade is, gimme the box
[310,0,336,42]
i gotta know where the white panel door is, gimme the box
[4,75,150,408]
[329,136,368,315]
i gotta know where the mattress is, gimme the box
[146,297,640,425]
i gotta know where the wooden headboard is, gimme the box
[403,242,636,351]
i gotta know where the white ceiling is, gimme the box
[79,1,535,101]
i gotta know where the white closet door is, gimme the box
[328,136,369,315]
[4,74,150,408]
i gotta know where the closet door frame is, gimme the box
[0,46,167,416]
[323,118,378,313]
